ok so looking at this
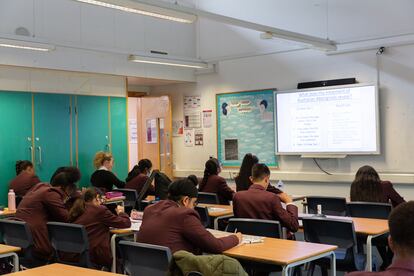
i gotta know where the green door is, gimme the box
[76,95,110,187]
[33,93,72,182]
[110,97,128,181]
[0,91,33,205]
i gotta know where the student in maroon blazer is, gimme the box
[235,153,283,195]
[136,179,242,254]
[347,201,414,276]
[68,188,131,268]
[233,163,299,234]
[16,167,80,261]
[125,159,154,197]
[198,157,234,205]
[9,160,41,197]
[350,165,405,207]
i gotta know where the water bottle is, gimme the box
[276,180,284,191]
[8,189,16,212]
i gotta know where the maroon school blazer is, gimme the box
[347,259,414,276]
[16,183,69,260]
[71,203,131,267]
[233,184,299,232]
[125,173,154,197]
[136,200,239,254]
[9,172,41,197]
[380,181,405,207]
[199,175,235,205]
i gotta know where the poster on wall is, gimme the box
[216,89,278,167]
[184,96,202,128]
[146,118,158,144]
[195,129,204,146]
[184,129,194,147]
[128,119,138,144]
[202,110,213,128]
[172,120,184,136]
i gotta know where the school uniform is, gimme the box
[16,183,69,260]
[71,203,131,267]
[125,173,154,197]
[90,167,125,193]
[136,200,239,254]
[233,184,299,233]
[380,181,405,207]
[235,176,282,194]
[199,175,234,205]
[347,259,414,275]
[9,171,41,197]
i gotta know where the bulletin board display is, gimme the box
[216,89,278,167]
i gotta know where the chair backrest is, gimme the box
[195,206,211,228]
[119,240,172,276]
[154,171,172,200]
[197,192,219,204]
[137,171,157,203]
[47,222,91,267]
[347,202,392,219]
[307,196,347,216]
[114,188,138,207]
[225,218,282,238]
[187,272,203,276]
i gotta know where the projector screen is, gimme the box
[275,84,380,155]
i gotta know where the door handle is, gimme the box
[105,144,112,152]
[29,146,33,162]
[36,146,42,165]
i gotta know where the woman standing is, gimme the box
[90,151,125,193]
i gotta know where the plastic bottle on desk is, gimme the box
[8,189,16,212]
[276,180,284,191]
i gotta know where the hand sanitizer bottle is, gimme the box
[276,180,284,191]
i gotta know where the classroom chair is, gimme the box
[225,218,283,238]
[47,222,93,268]
[306,196,347,216]
[187,272,203,276]
[119,240,172,276]
[136,171,157,210]
[197,192,219,204]
[302,217,366,275]
[195,206,211,228]
[114,188,138,212]
[346,202,392,219]
[0,219,45,268]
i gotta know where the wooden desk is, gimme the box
[0,209,17,217]
[8,263,123,275]
[109,228,134,273]
[0,244,20,272]
[209,229,337,276]
[198,204,234,229]
[299,214,389,271]
[103,196,125,206]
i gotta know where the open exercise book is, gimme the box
[207,229,264,245]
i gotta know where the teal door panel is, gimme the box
[0,91,33,205]
[76,95,109,187]
[33,93,72,182]
[110,97,128,181]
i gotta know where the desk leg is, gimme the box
[12,252,19,272]
[330,251,336,276]
[366,235,374,271]
[213,214,234,230]
[281,265,289,276]
[111,234,118,273]
[281,251,336,276]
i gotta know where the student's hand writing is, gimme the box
[278,192,293,204]
[236,232,243,244]
[116,205,125,214]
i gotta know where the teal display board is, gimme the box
[217,89,278,167]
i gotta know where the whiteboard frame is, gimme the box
[274,83,381,156]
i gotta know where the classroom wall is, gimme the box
[150,43,414,200]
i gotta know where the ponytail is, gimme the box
[69,188,97,222]
[199,158,220,190]
[93,151,112,169]
[15,160,33,175]
[126,159,152,182]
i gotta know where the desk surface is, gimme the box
[198,204,233,217]
[110,228,134,235]
[209,229,337,266]
[104,196,126,204]
[0,209,17,217]
[8,263,123,276]
[0,244,20,255]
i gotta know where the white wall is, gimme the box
[150,43,414,200]
[0,65,126,97]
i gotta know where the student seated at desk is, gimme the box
[68,188,131,269]
[233,163,299,235]
[125,159,154,197]
[198,157,234,205]
[235,153,283,195]
[136,179,242,254]
[9,160,41,197]
[348,201,414,276]
[350,165,405,207]
[90,151,125,193]
[16,167,80,261]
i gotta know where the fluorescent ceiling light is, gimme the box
[0,38,55,52]
[129,55,208,69]
[74,0,196,23]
